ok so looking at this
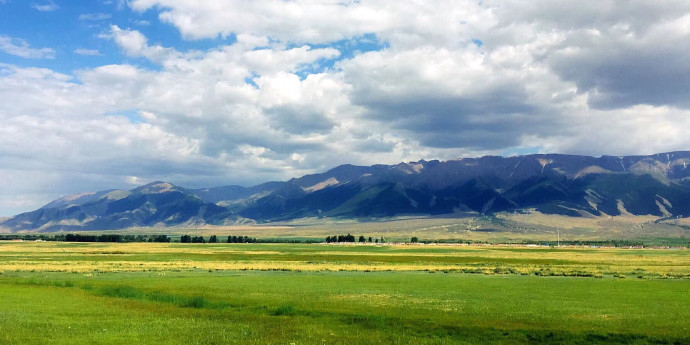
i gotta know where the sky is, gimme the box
[1,1,690,216]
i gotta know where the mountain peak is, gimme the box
[133,181,178,194]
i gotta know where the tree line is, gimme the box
[0,234,325,244]
[325,234,386,243]
[0,234,171,243]
[179,235,258,243]
[0,234,654,247]
[0,234,257,243]
[64,234,172,243]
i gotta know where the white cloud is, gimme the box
[79,12,111,21]
[74,48,102,56]
[32,0,58,11]
[129,0,387,43]
[0,35,55,59]
[108,25,178,63]
[101,0,126,10]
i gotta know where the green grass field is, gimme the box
[1,242,690,344]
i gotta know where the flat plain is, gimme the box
[1,239,690,344]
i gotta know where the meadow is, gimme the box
[1,241,690,344]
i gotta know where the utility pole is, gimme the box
[557,228,560,247]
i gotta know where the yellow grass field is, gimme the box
[1,241,689,279]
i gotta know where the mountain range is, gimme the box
[4,151,690,232]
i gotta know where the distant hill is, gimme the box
[4,151,690,231]
[1,182,234,232]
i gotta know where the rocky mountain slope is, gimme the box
[4,152,690,231]
[2,182,233,232]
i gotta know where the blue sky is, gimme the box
[1,0,690,216]
[0,0,224,72]
[1,1,388,78]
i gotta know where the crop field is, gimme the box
[1,241,690,344]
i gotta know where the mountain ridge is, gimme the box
[3,151,690,232]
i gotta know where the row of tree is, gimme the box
[325,234,386,243]
[0,234,320,244]
[0,234,655,247]
[0,234,173,242]
[63,234,170,243]
[179,235,258,243]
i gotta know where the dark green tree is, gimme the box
[153,235,170,243]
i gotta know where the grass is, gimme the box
[1,241,690,344]
[1,241,690,278]
[1,270,690,344]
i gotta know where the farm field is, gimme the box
[1,242,690,344]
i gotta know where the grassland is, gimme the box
[1,242,690,278]
[1,241,690,344]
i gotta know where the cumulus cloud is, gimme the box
[107,25,176,62]
[0,35,55,59]
[545,15,690,109]
[128,0,388,43]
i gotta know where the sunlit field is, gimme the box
[1,241,690,278]
[1,241,690,344]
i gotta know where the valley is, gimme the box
[2,152,690,344]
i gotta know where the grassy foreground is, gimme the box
[1,242,690,344]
